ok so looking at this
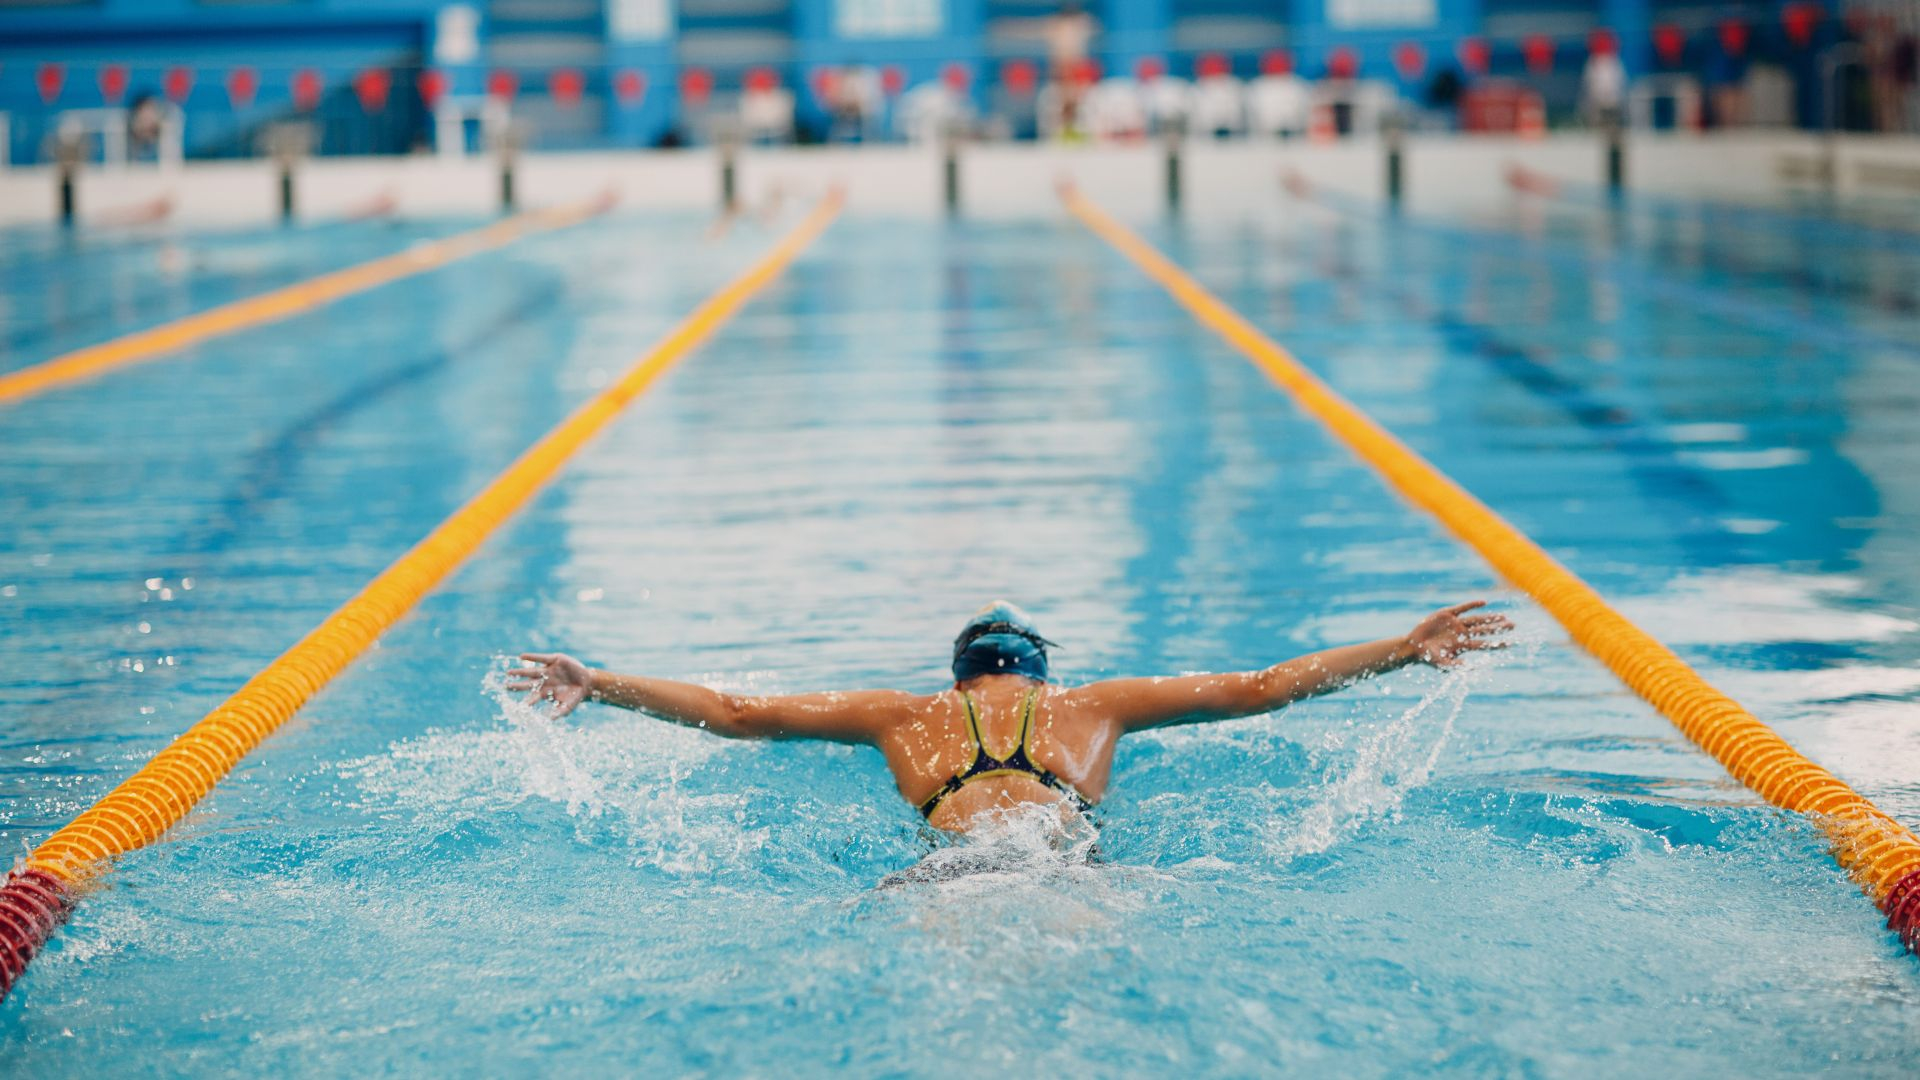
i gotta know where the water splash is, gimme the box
[338,662,764,876]
[879,801,1103,890]
[1263,664,1479,860]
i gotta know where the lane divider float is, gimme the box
[0,191,616,408]
[0,191,845,1000]
[1061,184,1920,953]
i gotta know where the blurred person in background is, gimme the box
[1191,53,1245,137]
[1248,51,1308,138]
[1085,71,1148,139]
[1046,1,1098,138]
[128,92,166,161]
[1137,58,1193,137]
[1424,66,1464,130]
[1582,33,1627,128]
[1707,21,1751,127]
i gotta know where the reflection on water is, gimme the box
[2,204,1920,1074]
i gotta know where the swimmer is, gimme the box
[509,600,1513,833]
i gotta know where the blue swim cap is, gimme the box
[952,601,1058,683]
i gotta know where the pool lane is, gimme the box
[0,219,478,373]
[0,201,611,406]
[2,209,1918,1075]
[0,214,773,851]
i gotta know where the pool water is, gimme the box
[1,194,1918,1076]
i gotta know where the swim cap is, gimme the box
[952,601,1058,682]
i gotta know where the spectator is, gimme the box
[1191,53,1245,137]
[741,68,795,144]
[1247,50,1309,138]
[1582,33,1627,128]
[1425,67,1463,129]
[1085,74,1148,140]
[1706,21,1751,127]
[897,72,976,143]
[1136,58,1193,137]
[1047,0,1096,80]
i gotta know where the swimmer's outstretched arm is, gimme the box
[1070,601,1512,732]
[507,653,916,743]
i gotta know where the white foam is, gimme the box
[1263,663,1479,860]
[339,667,765,875]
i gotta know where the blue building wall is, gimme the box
[0,0,1836,161]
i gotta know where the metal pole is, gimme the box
[497,122,525,214]
[54,131,83,228]
[716,118,741,215]
[1384,114,1403,208]
[942,120,960,215]
[1821,44,1865,199]
[265,121,312,225]
[1605,113,1625,195]
[1163,117,1184,215]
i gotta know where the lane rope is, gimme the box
[0,192,845,999]
[1062,185,1920,952]
[0,193,614,407]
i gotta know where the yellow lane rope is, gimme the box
[0,195,613,407]
[23,192,843,885]
[1062,187,1920,907]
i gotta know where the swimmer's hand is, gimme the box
[507,652,595,717]
[1405,601,1513,668]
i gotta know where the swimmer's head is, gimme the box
[952,601,1058,683]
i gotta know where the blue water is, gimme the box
[2,193,1918,1076]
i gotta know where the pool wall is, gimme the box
[3,132,1919,226]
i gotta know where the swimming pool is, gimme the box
[2,191,1918,1075]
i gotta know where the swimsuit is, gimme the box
[917,689,1093,820]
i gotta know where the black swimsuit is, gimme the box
[917,690,1094,821]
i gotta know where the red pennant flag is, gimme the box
[1327,46,1359,80]
[1393,42,1427,81]
[679,67,712,106]
[614,68,647,106]
[36,63,65,106]
[1458,37,1491,75]
[1653,24,1686,66]
[353,68,391,113]
[1001,60,1037,95]
[1523,35,1554,74]
[487,69,519,101]
[226,67,259,110]
[1783,2,1821,47]
[163,66,194,104]
[810,67,837,101]
[549,67,584,107]
[417,69,447,109]
[99,64,128,105]
[1718,19,1749,57]
[292,69,323,111]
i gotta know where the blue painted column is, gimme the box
[1288,0,1480,86]
[793,0,988,130]
[1103,0,1171,75]
[604,0,677,145]
[1602,0,1652,75]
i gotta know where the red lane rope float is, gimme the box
[0,192,844,1000]
[1061,185,1920,952]
[0,194,615,407]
